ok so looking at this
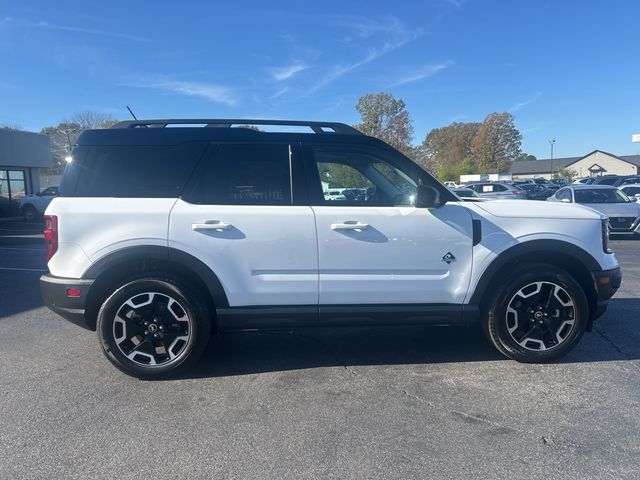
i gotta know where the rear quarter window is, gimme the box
[60,143,207,197]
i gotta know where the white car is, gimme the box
[620,184,640,200]
[547,184,640,236]
[40,119,621,379]
[19,186,59,221]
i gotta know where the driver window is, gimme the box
[312,146,418,206]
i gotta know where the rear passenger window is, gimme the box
[184,143,292,205]
[61,143,207,198]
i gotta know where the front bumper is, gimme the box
[591,266,622,320]
[40,274,95,329]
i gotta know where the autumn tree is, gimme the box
[40,111,118,170]
[471,112,522,172]
[418,122,480,178]
[354,92,414,158]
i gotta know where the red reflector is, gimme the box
[66,288,81,298]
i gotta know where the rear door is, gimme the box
[169,142,318,313]
[305,143,474,311]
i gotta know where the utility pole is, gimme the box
[549,138,556,179]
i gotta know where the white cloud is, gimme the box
[129,77,237,106]
[1,17,150,42]
[388,62,452,87]
[270,64,308,81]
[306,25,424,95]
[508,91,542,113]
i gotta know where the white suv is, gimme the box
[41,119,621,378]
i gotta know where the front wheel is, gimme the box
[483,264,589,363]
[97,277,211,379]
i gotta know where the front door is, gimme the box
[306,144,474,309]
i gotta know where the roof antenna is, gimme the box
[126,106,138,120]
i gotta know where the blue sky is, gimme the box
[1,0,639,159]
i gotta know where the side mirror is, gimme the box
[630,196,638,202]
[416,185,441,208]
[560,198,571,203]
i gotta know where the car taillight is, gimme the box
[513,190,525,196]
[44,215,58,262]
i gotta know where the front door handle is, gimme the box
[192,221,232,231]
[331,222,369,231]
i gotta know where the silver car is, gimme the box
[465,182,526,200]
[547,184,640,235]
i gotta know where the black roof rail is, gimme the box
[110,119,363,135]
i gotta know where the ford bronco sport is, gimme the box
[40,119,621,378]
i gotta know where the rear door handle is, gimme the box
[331,222,369,231]
[192,221,232,231]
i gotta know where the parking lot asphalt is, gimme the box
[0,220,638,479]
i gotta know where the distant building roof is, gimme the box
[510,150,640,175]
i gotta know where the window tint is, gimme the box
[558,189,572,201]
[184,143,292,205]
[574,189,629,204]
[623,186,640,195]
[61,143,206,197]
[311,145,418,206]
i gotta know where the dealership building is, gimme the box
[511,150,640,179]
[0,129,52,217]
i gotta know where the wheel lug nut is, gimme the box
[144,321,149,326]
[153,333,159,338]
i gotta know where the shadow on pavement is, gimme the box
[180,297,640,380]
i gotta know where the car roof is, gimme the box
[564,184,618,190]
[76,118,377,147]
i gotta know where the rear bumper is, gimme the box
[40,274,95,330]
[591,266,622,320]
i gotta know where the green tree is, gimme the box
[515,153,537,162]
[354,92,414,158]
[419,121,480,177]
[471,112,522,172]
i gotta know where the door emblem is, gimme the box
[442,252,456,264]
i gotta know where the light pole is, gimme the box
[549,138,556,179]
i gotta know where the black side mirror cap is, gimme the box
[415,185,441,208]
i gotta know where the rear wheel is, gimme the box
[97,277,210,379]
[483,264,589,363]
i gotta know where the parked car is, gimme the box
[41,118,620,378]
[449,187,488,202]
[616,176,640,187]
[573,177,595,185]
[550,178,569,187]
[465,181,527,200]
[548,185,640,236]
[591,175,622,186]
[620,184,640,199]
[19,186,59,221]
[514,183,555,200]
[444,181,459,188]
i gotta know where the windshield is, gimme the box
[574,188,630,204]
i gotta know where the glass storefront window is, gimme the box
[0,169,27,217]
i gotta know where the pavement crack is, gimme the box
[593,325,640,373]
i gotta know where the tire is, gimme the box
[97,277,211,379]
[23,205,38,222]
[482,263,589,363]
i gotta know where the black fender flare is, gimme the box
[469,239,600,306]
[82,245,229,307]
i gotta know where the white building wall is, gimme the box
[566,151,638,177]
